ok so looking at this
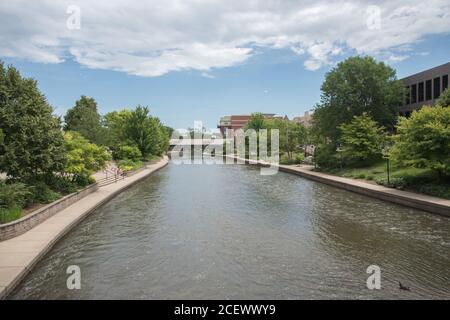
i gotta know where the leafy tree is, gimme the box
[245,112,265,131]
[103,109,132,148]
[0,62,66,180]
[63,131,111,183]
[436,88,450,107]
[124,106,169,158]
[338,113,385,166]
[264,118,307,160]
[313,56,403,142]
[64,95,106,144]
[390,105,450,180]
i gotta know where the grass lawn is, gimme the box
[322,161,450,200]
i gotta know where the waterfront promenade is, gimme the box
[0,156,168,299]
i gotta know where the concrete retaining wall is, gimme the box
[0,183,99,241]
[278,165,450,217]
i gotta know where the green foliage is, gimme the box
[338,113,385,166]
[245,114,307,160]
[0,207,22,224]
[103,109,132,149]
[124,106,169,158]
[64,131,111,181]
[390,105,450,180]
[0,181,31,210]
[64,96,107,145]
[45,175,79,194]
[246,112,265,131]
[312,56,403,142]
[313,142,338,169]
[115,145,142,161]
[0,62,66,180]
[117,159,144,172]
[28,181,60,204]
[436,88,450,107]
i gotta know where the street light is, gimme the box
[381,141,392,185]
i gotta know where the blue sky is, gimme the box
[1,1,449,130]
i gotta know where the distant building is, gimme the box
[217,113,275,136]
[293,111,313,128]
[400,62,449,116]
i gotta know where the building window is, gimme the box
[443,75,449,91]
[418,82,424,102]
[405,86,410,105]
[411,84,417,104]
[434,77,440,99]
[426,79,432,100]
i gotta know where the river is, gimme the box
[10,162,450,299]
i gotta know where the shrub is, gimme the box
[46,176,80,194]
[417,183,450,199]
[29,181,60,204]
[117,159,144,172]
[114,145,142,161]
[390,105,450,181]
[375,177,408,189]
[314,143,338,169]
[0,207,22,224]
[0,181,31,210]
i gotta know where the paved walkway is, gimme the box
[0,156,168,299]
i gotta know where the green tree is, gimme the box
[245,112,265,131]
[313,56,403,142]
[63,131,111,183]
[124,106,169,158]
[0,62,66,180]
[390,105,450,180]
[338,113,385,166]
[436,88,450,107]
[103,109,132,148]
[64,96,106,144]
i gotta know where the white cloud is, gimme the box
[0,0,449,76]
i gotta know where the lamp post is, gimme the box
[382,141,392,185]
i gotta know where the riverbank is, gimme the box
[227,156,450,217]
[0,156,168,299]
[279,164,450,217]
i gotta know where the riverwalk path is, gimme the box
[0,156,168,299]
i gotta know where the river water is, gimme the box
[10,162,450,299]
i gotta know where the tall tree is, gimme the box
[313,56,403,142]
[246,112,265,131]
[124,106,169,158]
[64,95,105,144]
[0,62,65,180]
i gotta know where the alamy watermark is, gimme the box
[170,121,280,175]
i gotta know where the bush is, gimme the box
[417,183,450,199]
[117,159,143,172]
[0,181,31,210]
[314,143,338,169]
[114,145,142,161]
[390,105,450,180]
[73,175,96,187]
[46,176,80,194]
[375,177,408,189]
[0,207,22,224]
[29,181,60,204]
